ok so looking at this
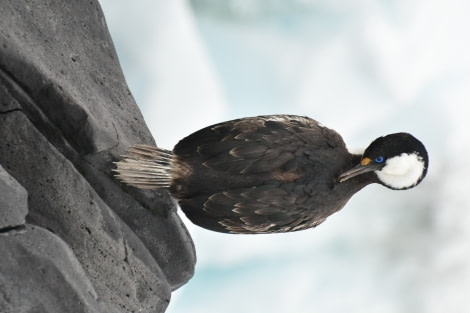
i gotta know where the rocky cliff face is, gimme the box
[0,1,196,312]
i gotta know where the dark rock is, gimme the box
[0,225,105,313]
[84,164,196,290]
[0,165,27,230]
[0,0,196,311]
[0,0,149,154]
[0,111,171,312]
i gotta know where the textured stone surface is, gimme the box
[0,0,196,312]
[0,225,105,313]
[0,111,172,312]
[0,165,27,230]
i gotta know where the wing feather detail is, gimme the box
[172,115,349,233]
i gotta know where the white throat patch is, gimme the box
[376,152,425,189]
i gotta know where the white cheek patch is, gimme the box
[376,152,425,189]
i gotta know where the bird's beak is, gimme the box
[338,158,382,182]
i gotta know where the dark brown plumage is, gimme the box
[114,115,428,234]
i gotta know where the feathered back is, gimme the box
[170,115,353,233]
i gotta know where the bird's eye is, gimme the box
[375,156,384,163]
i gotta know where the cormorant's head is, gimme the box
[339,133,429,190]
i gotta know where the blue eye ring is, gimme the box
[375,156,384,163]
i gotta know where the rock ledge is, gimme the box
[0,1,196,312]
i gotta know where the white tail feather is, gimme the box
[114,145,174,189]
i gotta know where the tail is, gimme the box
[114,144,174,189]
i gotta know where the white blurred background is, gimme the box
[99,1,470,312]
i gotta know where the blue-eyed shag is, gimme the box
[114,115,429,234]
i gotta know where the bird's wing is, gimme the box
[180,184,327,234]
[173,115,346,233]
[174,115,344,175]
